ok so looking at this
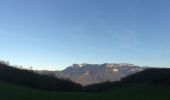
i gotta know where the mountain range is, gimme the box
[37,63,146,85]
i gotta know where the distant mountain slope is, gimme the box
[55,63,145,85]
[82,68,170,92]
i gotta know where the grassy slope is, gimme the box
[1,82,170,100]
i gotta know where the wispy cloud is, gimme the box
[117,30,139,49]
[91,16,139,49]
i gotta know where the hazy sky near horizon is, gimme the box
[0,0,170,70]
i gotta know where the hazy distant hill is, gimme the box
[55,63,145,85]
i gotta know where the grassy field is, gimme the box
[1,82,170,100]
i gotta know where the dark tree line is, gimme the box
[0,63,82,92]
[121,68,170,85]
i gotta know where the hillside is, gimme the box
[0,63,81,92]
[121,68,170,85]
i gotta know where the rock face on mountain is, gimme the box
[55,63,145,86]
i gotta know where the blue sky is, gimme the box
[0,0,170,70]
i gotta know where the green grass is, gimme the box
[1,82,170,100]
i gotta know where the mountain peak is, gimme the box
[71,64,84,68]
[69,63,137,69]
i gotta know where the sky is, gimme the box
[0,0,170,70]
